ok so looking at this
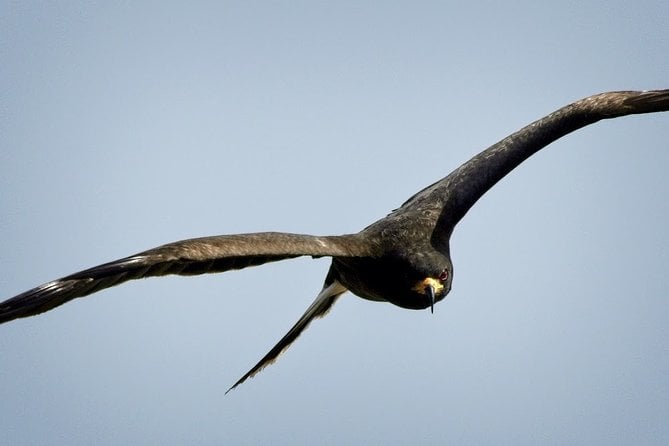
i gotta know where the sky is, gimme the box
[1,1,668,445]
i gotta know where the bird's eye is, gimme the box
[438,269,449,282]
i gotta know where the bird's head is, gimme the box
[403,252,453,312]
[410,268,451,313]
[333,250,453,312]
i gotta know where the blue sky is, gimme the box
[1,2,668,444]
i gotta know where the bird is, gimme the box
[2,89,668,393]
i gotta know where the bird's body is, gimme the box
[2,89,668,392]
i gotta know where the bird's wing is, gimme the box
[400,90,669,247]
[1,232,373,324]
[226,276,348,393]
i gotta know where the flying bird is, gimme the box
[2,89,668,393]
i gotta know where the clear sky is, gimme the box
[1,2,668,445]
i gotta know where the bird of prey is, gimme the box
[2,89,668,393]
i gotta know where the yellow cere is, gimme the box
[412,277,445,295]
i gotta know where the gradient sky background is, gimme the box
[1,2,668,445]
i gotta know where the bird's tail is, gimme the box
[225,277,348,393]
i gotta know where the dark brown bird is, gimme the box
[2,90,668,393]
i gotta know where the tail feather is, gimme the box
[225,279,348,394]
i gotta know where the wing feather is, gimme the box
[396,90,669,246]
[0,232,372,324]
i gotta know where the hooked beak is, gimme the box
[412,278,443,313]
[426,284,435,314]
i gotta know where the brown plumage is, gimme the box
[2,89,668,393]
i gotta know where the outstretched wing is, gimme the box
[0,232,373,324]
[399,90,669,246]
[226,276,348,393]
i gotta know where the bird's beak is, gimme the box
[426,284,435,314]
[412,278,443,313]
